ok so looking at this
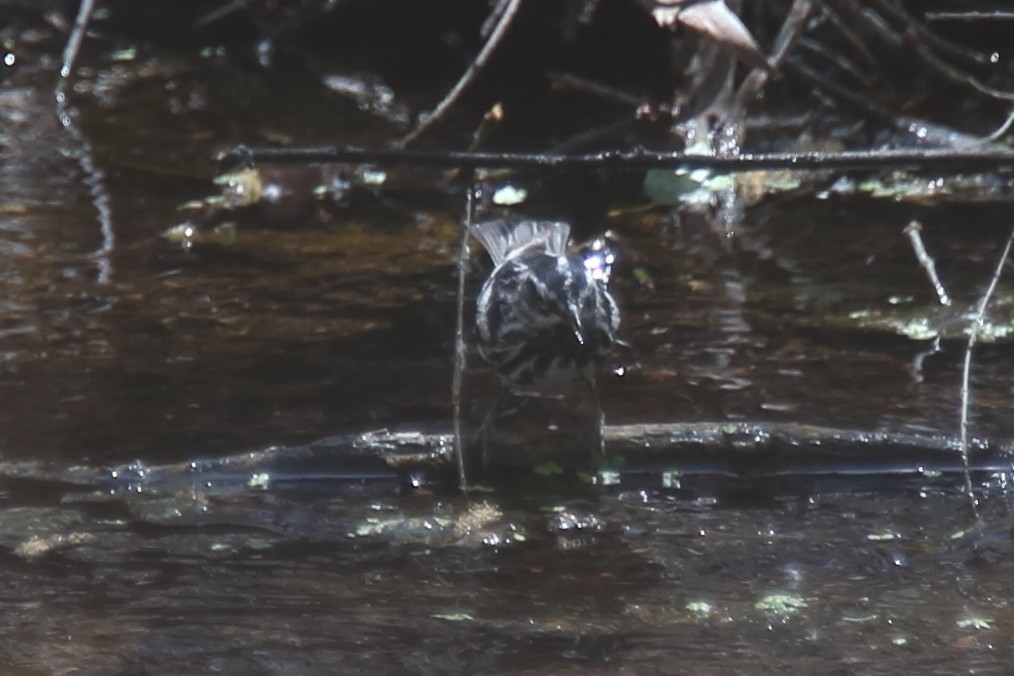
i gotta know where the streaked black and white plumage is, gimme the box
[471,219,620,396]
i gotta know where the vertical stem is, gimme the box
[60,0,96,79]
[959,224,1014,520]
[452,188,474,492]
[56,0,115,286]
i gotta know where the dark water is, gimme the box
[3,9,1014,675]
[4,475,1014,674]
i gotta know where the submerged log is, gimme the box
[1,422,1010,497]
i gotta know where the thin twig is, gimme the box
[59,0,95,79]
[959,225,1014,519]
[874,0,1014,73]
[480,0,513,38]
[910,40,1014,103]
[395,0,523,148]
[549,71,643,107]
[796,36,876,88]
[195,0,256,28]
[548,115,637,154]
[57,0,115,285]
[787,58,992,146]
[786,56,890,119]
[834,0,1014,102]
[985,107,1014,143]
[813,0,877,66]
[220,143,1014,174]
[926,11,1014,23]
[452,187,474,492]
[732,0,812,114]
[852,4,904,48]
[903,221,950,306]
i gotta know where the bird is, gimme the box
[470,218,620,399]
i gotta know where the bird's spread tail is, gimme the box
[470,219,571,266]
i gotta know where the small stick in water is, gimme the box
[452,188,476,493]
[904,221,951,306]
[957,225,1014,520]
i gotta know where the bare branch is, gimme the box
[395,0,523,148]
[549,72,643,107]
[195,0,256,28]
[796,36,876,88]
[57,0,115,286]
[812,0,877,66]
[903,221,950,306]
[59,0,96,79]
[926,11,1014,23]
[787,57,1000,145]
[732,0,813,114]
[874,0,1013,73]
[958,225,1014,519]
[220,143,1014,174]
[453,188,475,492]
[909,40,1014,103]
[986,107,1014,143]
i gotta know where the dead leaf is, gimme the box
[651,0,772,72]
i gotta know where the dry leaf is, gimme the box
[652,0,772,72]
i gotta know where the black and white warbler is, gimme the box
[470,219,620,397]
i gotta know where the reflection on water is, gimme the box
[1,467,1013,674]
[2,9,1014,675]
